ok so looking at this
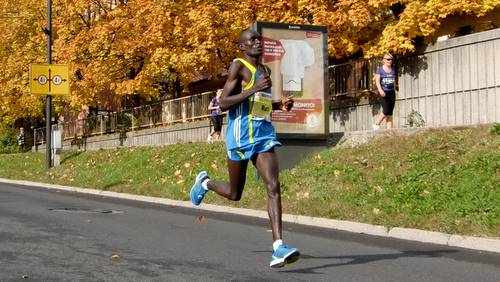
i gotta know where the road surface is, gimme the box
[1,183,499,281]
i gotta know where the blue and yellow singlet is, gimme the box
[225,58,281,161]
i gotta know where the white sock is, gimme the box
[273,239,283,251]
[201,179,209,190]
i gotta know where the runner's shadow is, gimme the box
[61,151,82,164]
[279,250,457,274]
[102,181,127,190]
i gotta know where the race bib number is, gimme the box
[252,91,272,119]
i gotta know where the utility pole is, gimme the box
[45,0,52,169]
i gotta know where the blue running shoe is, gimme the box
[270,244,300,268]
[190,171,209,206]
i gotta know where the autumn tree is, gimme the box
[0,0,47,126]
[1,0,498,128]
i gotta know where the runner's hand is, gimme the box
[252,74,272,93]
[281,96,294,111]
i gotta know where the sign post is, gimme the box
[30,63,69,168]
[32,0,70,169]
[46,0,52,170]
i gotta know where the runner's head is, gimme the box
[238,30,263,57]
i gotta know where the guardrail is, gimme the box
[328,57,379,98]
[34,91,216,145]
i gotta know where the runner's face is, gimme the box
[240,31,262,56]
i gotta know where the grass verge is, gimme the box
[1,125,498,238]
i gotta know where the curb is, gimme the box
[1,178,499,254]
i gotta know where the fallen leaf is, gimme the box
[198,215,206,223]
[184,162,191,168]
[372,208,380,215]
[160,175,167,183]
[334,170,341,177]
[395,175,402,182]
[374,185,383,193]
[174,170,181,176]
[211,163,217,169]
[111,254,121,260]
[295,192,310,200]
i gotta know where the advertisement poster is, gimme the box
[253,22,329,138]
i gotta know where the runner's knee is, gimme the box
[266,180,280,199]
[228,191,243,201]
[228,182,245,201]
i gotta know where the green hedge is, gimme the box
[0,128,18,154]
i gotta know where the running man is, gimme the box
[190,29,299,268]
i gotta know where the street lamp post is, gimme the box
[45,0,52,169]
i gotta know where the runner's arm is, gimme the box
[220,61,271,111]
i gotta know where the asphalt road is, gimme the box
[1,183,499,282]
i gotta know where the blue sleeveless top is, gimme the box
[225,58,280,157]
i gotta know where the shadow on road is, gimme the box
[277,250,458,274]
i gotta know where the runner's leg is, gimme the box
[207,158,248,201]
[252,150,282,241]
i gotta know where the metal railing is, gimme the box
[34,91,216,145]
[328,58,380,97]
[34,58,382,145]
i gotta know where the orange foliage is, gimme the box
[0,0,498,126]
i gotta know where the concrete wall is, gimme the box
[330,28,500,132]
[35,120,222,152]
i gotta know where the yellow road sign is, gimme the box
[30,64,70,95]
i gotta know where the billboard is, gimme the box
[253,22,329,138]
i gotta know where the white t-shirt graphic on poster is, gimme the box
[280,40,315,91]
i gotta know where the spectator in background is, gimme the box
[17,127,25,152]
[207,89,223,142]
[373,53,397,130]
[76,106,88,139]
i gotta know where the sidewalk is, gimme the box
[2,177,499,254]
